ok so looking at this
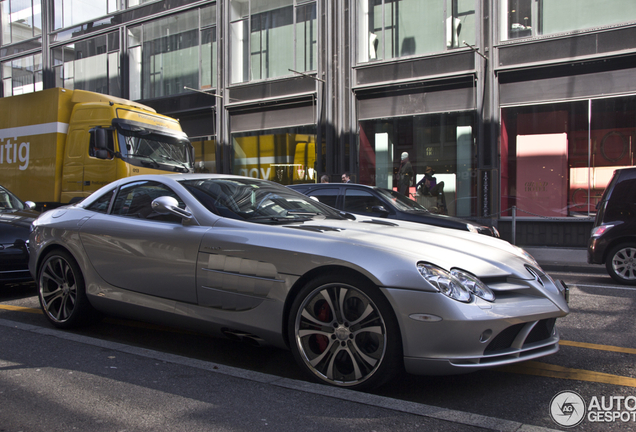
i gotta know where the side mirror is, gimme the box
[24,201,36,210]
[95,149,110,160]
[95,128,110,150]
[151,196,192,220]
[371,205,389,217]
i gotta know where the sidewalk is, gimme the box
[522,246,605,274]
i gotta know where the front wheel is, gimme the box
[37,250,101,328]
[606,243,636,285]
[288,274,402,390]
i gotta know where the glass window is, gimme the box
[343,189,385,214]
[51,32,120,95]
[86,188,115,213]
[500,96,636,218]
[0,0,42,46]
[501,0,636,41]
[231,126,318,185]
[357,0,475,63]
[1,53,42,95]
[230,0,317,84]
[192,137,217,173]
[111,180,184,223]
[128,5,217,100]
[52,0,127,30]
[307,188,339,207]
[359,113,476,217]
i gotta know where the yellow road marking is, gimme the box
[560,339,636,355]
[499,361,636,388]
[0,304,42,314]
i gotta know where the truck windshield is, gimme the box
[118,129,192,173]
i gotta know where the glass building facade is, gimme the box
[2,0,636,246]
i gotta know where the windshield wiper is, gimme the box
[248,215,313,224]
[286,209,320,216]
[159,154,191,172]
[129,153,160,168]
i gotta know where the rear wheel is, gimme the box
[288,274,402,390]
[37,250,101,328]
[606,243,636,285]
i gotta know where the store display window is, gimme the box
[358,113,477,218]
[501,96,636,218]
[231,126,318,185]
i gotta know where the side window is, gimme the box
[343,189,385,214]
[307,188,340,208]
[111,181,185,223]
[88,128,115,159]
[85,188,116,214]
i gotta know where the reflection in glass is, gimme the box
[52,32,120,96]
[357,0,475,63]
[1,0,42,45]
[1,53,42,95]
[500,97,636,218]
[359,114,476,217]
[230,0,317,84]
[128,6,217,100]
[232,127,318,185]
[502,0,636,41]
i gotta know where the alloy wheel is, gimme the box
[39,254,79,323]
[293,282,388,387]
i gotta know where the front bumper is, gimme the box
[382,284,568,376]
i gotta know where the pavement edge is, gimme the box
[0,318,560,432]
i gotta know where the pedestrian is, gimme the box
[416,166,447,214]
[397,152,413,196]
[341,172,351,183]
[321,174,329,183]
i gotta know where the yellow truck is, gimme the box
[0,88,192,209]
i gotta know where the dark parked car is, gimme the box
[288,183,499,237]
[588,166,636,284]
[0,185,38,285]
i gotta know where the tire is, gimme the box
[605,243,636,285]
[288,273,402,390]
[37,250,101,328]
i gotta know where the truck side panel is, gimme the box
[0,88,73,204]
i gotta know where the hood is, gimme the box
[281,216,534,280]
[272,216,570,312]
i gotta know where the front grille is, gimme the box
[485,323,525,352]
[524,318,556,345]
[485,319,556,353]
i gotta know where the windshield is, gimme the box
[375,188,430,213]
[180,178,345,223]
[118,129,192,173]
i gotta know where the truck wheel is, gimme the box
[606,243,636,285]
[288,273,402,390]
[37,250,101,328]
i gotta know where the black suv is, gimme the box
[588,167,636,284]
[288,183,499,237]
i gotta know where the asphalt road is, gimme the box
[1,269,634,431]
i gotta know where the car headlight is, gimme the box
[450,269,495,302]
[417,263,473,303]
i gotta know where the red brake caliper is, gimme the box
[315,301,330,353]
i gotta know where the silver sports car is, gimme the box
[29,174,569,390]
